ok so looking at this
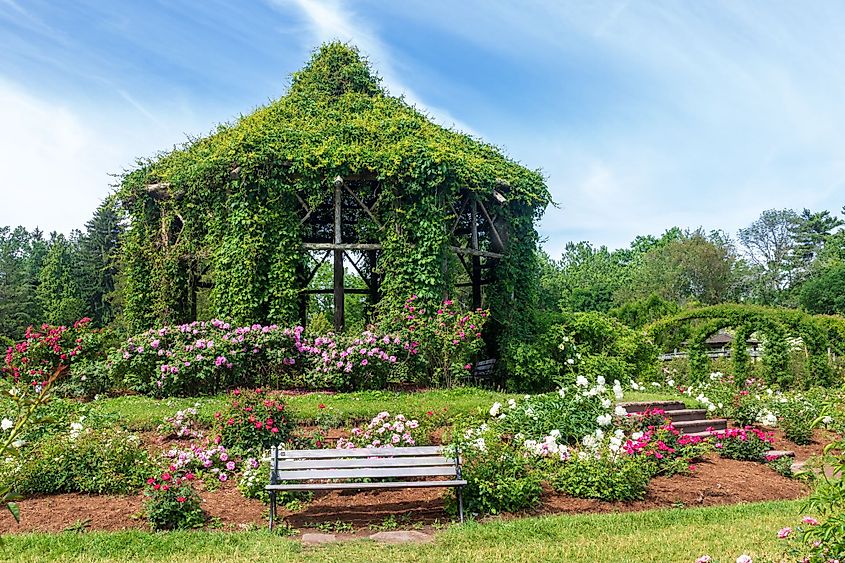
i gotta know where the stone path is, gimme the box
[301,530,434,546]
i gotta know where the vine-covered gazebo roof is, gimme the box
[120,42,550,208]
[117,42,549,342]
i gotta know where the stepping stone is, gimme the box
[302,533,339,545]
[369,530,433,544]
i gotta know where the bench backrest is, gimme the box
[269,446,459,483]
[473,358,497,376]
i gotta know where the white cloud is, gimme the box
[272,0,480,135]
[0,80,211,234]
[0,80,120,233]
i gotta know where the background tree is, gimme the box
[78,199,123,327]
[799,264,845,315]
[619,229,737,305]
[548,241,628,313]
[737,208,800,304]
[790,208,843,279]
[0,227,46,344]
[37,233,86,326]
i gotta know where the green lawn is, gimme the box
[89,388,518,430]
[89,387,692,431]
[623,389,700,408]
[3,500,802,562]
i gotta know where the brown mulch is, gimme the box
[0,483,269,534]
[0,423,829,535]
[537,453,808,516]
[0,453,811,534]
[765,427,837,459]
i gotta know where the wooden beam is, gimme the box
[295,193,314,225]
[344,251,374,291]
[456,280,492,288]
[451,246,503,260]
[304,251,330,287]
[303,242,381,251]
[303,288,370,295]
[343,183,383,229]
[455,251,472,278]
[450,198,469,235]
[471,198,481,309]
[477,199,506,252]
[333,179,345,332]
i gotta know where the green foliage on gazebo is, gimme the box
[116,43,550,357]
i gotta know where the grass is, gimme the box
[88,388,518,430]
[282,388,517,425]
[89,395,228,430]
[623,389,700,408]
[2,500,803,562]
[88,387,694,431]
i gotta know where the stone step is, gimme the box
[662,409,709,423]
[619,401,686,414]
[671,418,728,435]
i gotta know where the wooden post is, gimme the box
[367,248,379,322]
[333,177,345,331]
[471,197,481,309]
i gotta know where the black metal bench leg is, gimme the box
[269,491,276,531]
[457,486,464,523]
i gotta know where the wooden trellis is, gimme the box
[295,176,508,331]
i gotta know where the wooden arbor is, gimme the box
[296,175,509,331]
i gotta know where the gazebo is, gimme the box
[117,43,550,341]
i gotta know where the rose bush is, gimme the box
[213,389,292,455]
[112,320,419,396]
[144,471,205,530]
[336,411,423,449]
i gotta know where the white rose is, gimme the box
[1,418,13,431]
[614,405,627,417]
[489,402,501,417]
[576,375,589,387]
[597,414,612,426]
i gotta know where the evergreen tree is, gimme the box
[37,232,85,325]
[78,199,123,326]
[0,227,45,342]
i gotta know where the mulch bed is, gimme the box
[0,451,813,535]
[0,422,829,535]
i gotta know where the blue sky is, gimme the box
[1,1,844,255]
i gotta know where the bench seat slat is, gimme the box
[271,446,443,459]
[267,479,467,491]
[274,465,457,481]
[277,456,454,470]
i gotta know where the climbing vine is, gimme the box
[115,42,550,357]
[648,304,839,388]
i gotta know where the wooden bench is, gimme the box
[266,445,467,529]
[470,358,497,387]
